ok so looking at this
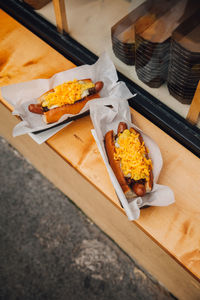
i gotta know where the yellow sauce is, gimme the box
[42,79,94,108]
[114,129,152,181]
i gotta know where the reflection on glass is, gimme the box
[34,0,200,127]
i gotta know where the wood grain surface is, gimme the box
[187,81,200,125]
[53,0,69,33]
[0,9,200,283]
[0,10,74,88]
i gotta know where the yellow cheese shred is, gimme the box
[114,129,152,181]
[42,79,95,108]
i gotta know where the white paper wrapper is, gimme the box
[1,52,133,144]
[89,98,175,221]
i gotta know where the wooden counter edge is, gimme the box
[1,102,200,300]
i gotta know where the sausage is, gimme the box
[95,81,104,93]
[104,122,153,199]
[132,183,146,197]
[117,122,128,135]
[28,104,43,114]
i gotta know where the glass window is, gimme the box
[33,0,200,128]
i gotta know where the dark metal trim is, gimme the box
[1,0,200,158]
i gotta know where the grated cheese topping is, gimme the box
[114,129,152,181]
[42,79,95,108]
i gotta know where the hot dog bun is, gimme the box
[28,79,103,124]
[105,122,153,199]
[105,129,136,199]
[42,93,101,124]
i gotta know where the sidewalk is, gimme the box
[0,136,176,300]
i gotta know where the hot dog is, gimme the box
[28,79,104,124]
[104,122,153,199]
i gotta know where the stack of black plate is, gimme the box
[167,33,200,104]
[133,0,182,88]
[135,34,170,88]
[111,0,152,66]
[112,26,135,66]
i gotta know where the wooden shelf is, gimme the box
[1,10,200,300]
